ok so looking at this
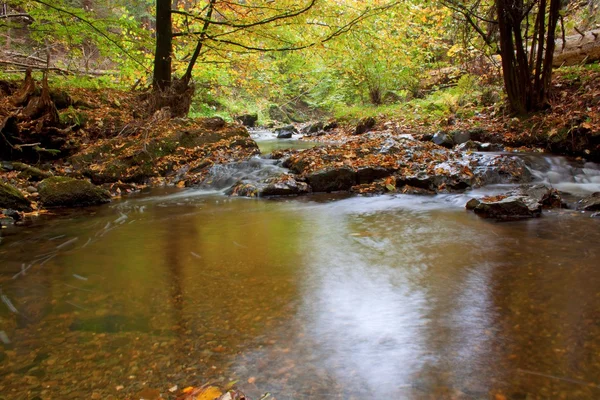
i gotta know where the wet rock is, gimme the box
[306,167,356,192]
[0,182,32,211]
[26,186,37,193]
[577,192,600,211]
[4,209,22,221]
[38,177,111,207]
[472,154,532,185]
[456,140,504,152]
[357,167,392,184]
[432,131,454,148]
[468,196,542,221]
[466,185,560,221]
[275,125,298,139]
[354,117,376,135]
[478,142,504,152]
[235,113,258,128]
[301,122,324,136]
[451,130,471,145]
[226,175,310,197]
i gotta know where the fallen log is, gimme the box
[554,29,600,67]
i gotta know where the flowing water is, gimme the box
[1,141,600,399]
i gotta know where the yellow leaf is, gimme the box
[195,387,223,400]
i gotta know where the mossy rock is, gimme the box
[12,162,53,181]
[38,177,111,208]
[0,182,32,211]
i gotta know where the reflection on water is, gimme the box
[1,189,600,399]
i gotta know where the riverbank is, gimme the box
[1,67,600,226]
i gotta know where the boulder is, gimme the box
[275,125,298,139]
[432,131,454,148]
[306,167,357,192]
[466,184,561,221]
[456,141,504,152]
[468,196,542,221]
[227,174,310,197]
[0,182,32,211]
[236,114,258,128]
[354,117,376,135]
[357,167,392,184]
[451,130,471,145]
[577,192,600,211]
[38,177,111,207]
[301,122,324,135]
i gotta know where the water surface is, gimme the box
[1,156,600,399]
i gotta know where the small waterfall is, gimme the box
[200,157,288,191]
[519,154,600,195]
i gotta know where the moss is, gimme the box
[12,162,53,181]
[38,177,111,208]
[0,182,32,211]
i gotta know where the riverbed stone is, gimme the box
[432,131,454,148]
[468,196,542,221]
[357,166,392,184]
[0,182,32,211]
[306,167,357,192]
[275,125,298,139]
[466,184,561,221]
[227,174,310,197]
[38,177,111,207]
[451,130,471,145]
[577,192,600,211]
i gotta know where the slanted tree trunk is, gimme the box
[554,29,600,67]
[496,0,561,115]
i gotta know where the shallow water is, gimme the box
[250,129,318,154]
[1,154,600,399]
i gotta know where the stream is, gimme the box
[1,133,600,399]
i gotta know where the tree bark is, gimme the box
[496,0,561,115]
[153,0,172,91]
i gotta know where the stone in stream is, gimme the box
[301,121,324,136]
[456,140,504,152]
[275,125,298,139]
[306,167,357,192]
[0,182,32,211]
[576,192,600,211]
[356,167,392,184]
[226,174,310,197]
[466,184,562,221]
[38,177,111,207]
[432,131,454,148]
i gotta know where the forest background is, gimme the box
[1,0,600,125]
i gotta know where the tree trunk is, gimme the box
[496,0,561,115]
[153,0,172,91]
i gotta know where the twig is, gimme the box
[517,369,600,389]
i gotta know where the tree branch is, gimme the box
[29,0,149,71]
